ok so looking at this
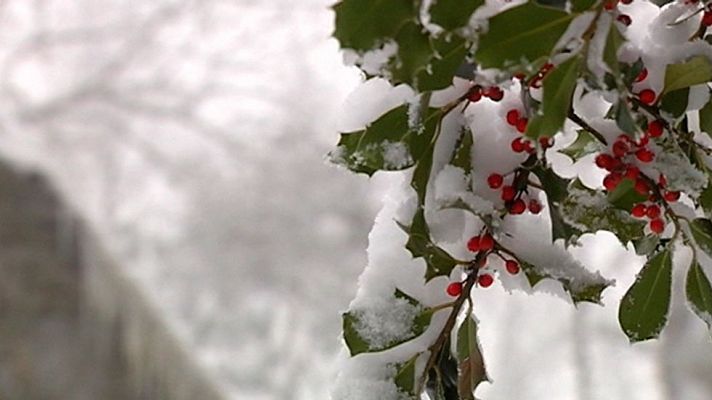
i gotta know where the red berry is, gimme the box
[637,133,650,147]
[511,137,526,153]
[646,204,661,219]
[613,140,629,158]
[617,14,632,26]
[478,273,494,288]
[509,199,526,214]
[467,85,483,102]
[625,165,640,180]
[595,154,615,170]
[638,89,657,105]
[485,86,504,101]
[663,191,680,202]
[528,199,543,214]
[467,236,481,252]
[703,11,712,27]
[635,68,648,83]
[650,219,665,234]
[523,140,535,154]
[539,136,553,149]
[621,0,633,4]
[516,118,528,133]
[479,234,495,251]
[506,109,520,126]
[631,203,647,218]
[658,174,667,187]
[635,148,655,163]
[604,0,617,10]
[501,186,516,201]
[603,173,623,191]
[446,282,463,297]
[514,72,526,80]
[505,260,520,275]
[634,178,650,195]
[647,120,664,138]
[487,173,504,189]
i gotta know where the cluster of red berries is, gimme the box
[595,125,663,193]
[487,172,543,215]
[467,85,504,103]
[628,172,680,234]
[505,109,554,152]
[632,65,657,105]
[445,233,522,296]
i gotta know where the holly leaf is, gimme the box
[632,234,661,256]
[416,36,469,91]
[603,22,624,78]
[663,55,712,95]
[690,218,712,259]
[394,354,420,397]
[429,0,484,31]
[397,208,458,281]
[699,97,712,136]
[450,125,474,173]
[660,88,689,118]
[518,258,609,303]
[618,249,673,342]
[699,184,712,216]
[343,289,433,355]
[607,178,647,211]
[330,104,439,176]
[687,261,712,333]
[389,22,434,86]
[561,181,646,245]
[456,316,488,400]
[474,2,578,70]
[526,55,582,139]
[332,0,416,51]
[559,129,605,162]
[532,165,571,203]
[612,98,637,134]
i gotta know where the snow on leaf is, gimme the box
[561,181,646,245]
[618,249,673,342]
[343,289,432,356]
[330,105,439,176]
[686,261,712,334]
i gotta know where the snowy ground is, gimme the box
[0,1,711,399]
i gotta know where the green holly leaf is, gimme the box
[394,354,420,397]
[333,0,416,51]
[660,88,689,118]
[532,165,571,203]
[526,55,582,139]
[429,0,484,31]
[690,218,712,258]
[389,22,434,86]
[561,181,646,245]
[330,104,439,176]
[607,178,647,211]
[619,249,673,342]
[343,289,433,355]
[456,316,488,400]
[632,234,661,256]
[416,36,469,91]
[603,23,625,78]
[450,125,474,173]
[612,99,637,134]
[699,184,712,216]
[397,208,459,281]
[474,2,578,70]
[686,261,712,333]
[699,97,712,135]
[518,258,609,304]
[560,130,605,162]
[550,202,584,244]
[663,55,712,95]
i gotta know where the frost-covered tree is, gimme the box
[330,0,712,399]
